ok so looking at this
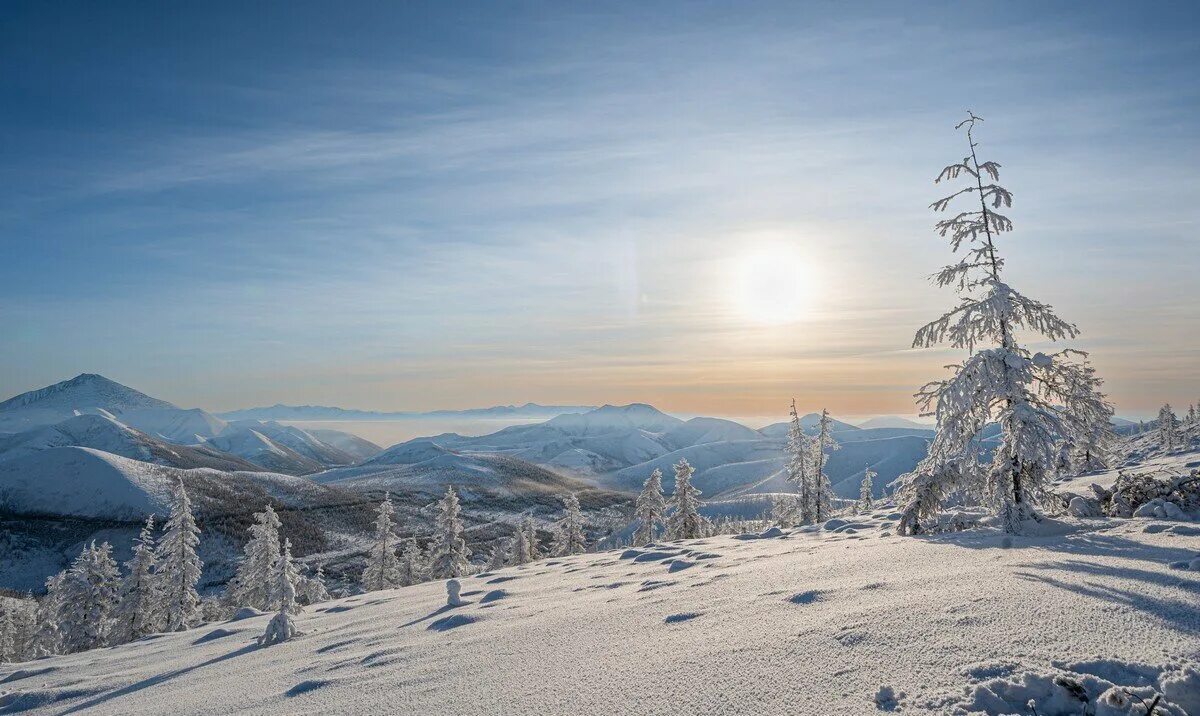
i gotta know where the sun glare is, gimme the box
[732,244,817,325]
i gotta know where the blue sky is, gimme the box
[1,1,1197,417]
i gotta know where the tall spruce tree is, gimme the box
[156,477,203,631]
[632,468,667,546]
[895,113,1111,534]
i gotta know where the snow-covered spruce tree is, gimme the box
[632,468,667,546]
[487,539,510,571]
[397,537,425,586]
[810,409,839,522]
[784,399,815,523]
[1159,404,1180,451]
[114,515,162,644]
[523,516,541,561]
[511,523,532,565]
[896,113,1110,535]
[258,539,302,646]
[34,571,67,656]
[298,563,330,606]
[3,598,37,663]
[771,494,801,527]
[61,541,121,653]
[858,466,876,513]
[156,477,203,631]
[552,493,587,556]
[667,458,706,539]
[428,485,472,578]
[227,505,282,610]
[361,494,403,591]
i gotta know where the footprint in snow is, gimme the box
[788,590,823,605]
[664,612,703,624]
[486,575,521,584]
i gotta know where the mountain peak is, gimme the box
[0,374,177,415]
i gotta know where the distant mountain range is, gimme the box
[215,403,597,421]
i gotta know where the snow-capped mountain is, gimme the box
[0,414,261,472]
[0,373,177,433]
[855,415,934,430]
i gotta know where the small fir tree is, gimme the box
[666,458,705,540]
[361,494,403,591]
[114,515,162,644]
[632,468,667,546]
[428,485,472,578]
[552,493,587,556]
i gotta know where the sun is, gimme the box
[731,244,817,325]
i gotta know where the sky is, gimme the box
[1,1,1197,419]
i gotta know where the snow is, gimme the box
[3,511,1196,715]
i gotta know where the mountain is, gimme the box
[202,421,374,475]
[0,373,177,433]
[370,405,929,500]
[215,403,596,421]
[0,414,261,472]
[0,373,236,446]
[856,416,933,430]
[306,429,383,461]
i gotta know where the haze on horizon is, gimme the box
[2,1,1197,419]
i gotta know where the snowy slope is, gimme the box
[307,429,383,462]
[4,513,1197,715]
[120,407,229,444]
[0,374,177,433]
[0,446,343,521]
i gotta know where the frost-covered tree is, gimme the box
[361,494,403,591]
[771,494,801,527]
[1,597,37,663]
[1056,357,1115,473]
[428,485,472,578]
[858,466,876,513]
[895,113,1113,535]
[552,493,587,556]
[1187,404,1196,425]
[61,541,121,652]
[258,539,302,646]
[227,505,282,610]
[511,523,532,565]
[1159,404,1180,451]
[298,563,330,606]
[632,468,667,546]
[487,539,510,570]
[397,537,425,586]
[523,517,541,561]
[667,458,706,540]
[114,516,162,644]
[784,399,815,523]
[156,477,203,631]
[34,571,68,657]
[811,409,839,522]
[0,604,15,663]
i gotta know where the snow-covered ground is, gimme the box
[4,510,1197,715]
